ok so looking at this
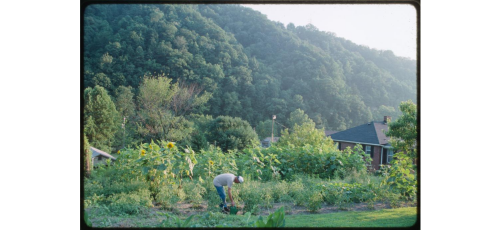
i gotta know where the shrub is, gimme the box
[107,189,153,215]
[306,189,323,212]
[183,181,207,208]
[261,187,274,208]
[271,181,290,202]
[156,184,185,210]
[287,178,305,199]
[239,183,263,214]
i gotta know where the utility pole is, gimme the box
[271,115,276,146]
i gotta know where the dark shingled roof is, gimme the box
[329,121,389,145]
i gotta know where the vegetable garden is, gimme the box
[83,139,417,227]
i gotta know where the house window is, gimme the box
[387,149,394,163]
[98,156,102,161]
[365,145,371,157]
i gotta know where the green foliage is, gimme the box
[83,134,92,177]
[84,4,416,133]
[277,121,332,149]
[253,206,286,227]
[381,155,417,200]
[239,182,263,214]
[158,212,199,228]
[107,189,153,215]
[287,108,314,130]
[255,119,281,140]
[183,181,207,208]
[192,211,228,227]
[306,189,323,212]
[84,85,119,152]
[206,116,259,152]
[84,179,149,199]
[385,100,418,159]
[193,145,239,179]
[183,114,213,152]
[136,75,190,142]
[156,184,185,210]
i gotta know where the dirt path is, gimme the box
[151,201,415,216]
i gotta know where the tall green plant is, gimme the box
[84,85,119,152]
[84,134,92,177]
[382,153,417,200]
[385,100,417,159]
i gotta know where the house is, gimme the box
[90,147,116,167]
[328,116,394,171]
[261,137,280,148]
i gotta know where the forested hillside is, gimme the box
[83,4,416,151]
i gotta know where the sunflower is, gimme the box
[209,160,214,166]
[117,150,121,154]
[167,142,174,149]
[141,149,146,156]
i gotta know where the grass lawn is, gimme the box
[286,207,417,227]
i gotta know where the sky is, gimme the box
[241,4,417,60]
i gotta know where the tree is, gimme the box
[182,114,214,152]
[136,75,211,143]
[383,100,417,199]
[287,108,313,130]
[385,100,417,159]
[255,119,280,140]
[114,85,135,118]
[112,86,138,149]
[277,121,333,148]
[84,85,119,152]
[206,116,259,152]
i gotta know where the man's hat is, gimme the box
[237,176,244,183]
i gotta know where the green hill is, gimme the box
[83,4,416,131]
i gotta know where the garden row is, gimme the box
[84,138,416,219]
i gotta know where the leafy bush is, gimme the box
[320,182,365,210]
[239,182,263,214]
[107,189,153,215]
[156,184,185,210]
[381,154,417,200]
[306,189,323,212]
[261,187,274,208]
[271,181,290,202]
[89,180,149,199]
[183,181,207,208]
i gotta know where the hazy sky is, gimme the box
[242,4,417,60]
